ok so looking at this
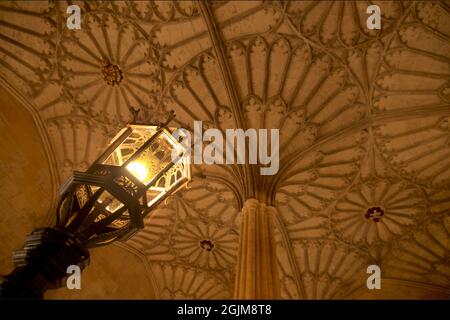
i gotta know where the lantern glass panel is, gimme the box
[145,158,190,207]
[102,126,158,167]
[125,132,174,185]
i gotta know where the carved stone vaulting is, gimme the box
[0,1,449,299]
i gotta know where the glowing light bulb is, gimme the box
[126,162,148,182]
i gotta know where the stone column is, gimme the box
[234,199,281,299]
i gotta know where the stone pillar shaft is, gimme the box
[234,199,281,299]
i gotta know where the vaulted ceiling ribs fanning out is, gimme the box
[0,1,449,299]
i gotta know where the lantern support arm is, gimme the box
[0,227,89,299]
[0,119,191,299]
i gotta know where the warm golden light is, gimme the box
[126,162,148,182]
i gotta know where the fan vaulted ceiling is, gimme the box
[0,1,449,299]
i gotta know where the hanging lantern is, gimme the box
[58,123,191,247]
[0,119,191,299]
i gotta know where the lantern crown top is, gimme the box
[128,107,176,129]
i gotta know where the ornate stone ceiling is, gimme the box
[0,1,449,299]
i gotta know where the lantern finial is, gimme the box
[161,110,176,128]
[129,107,141,124]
